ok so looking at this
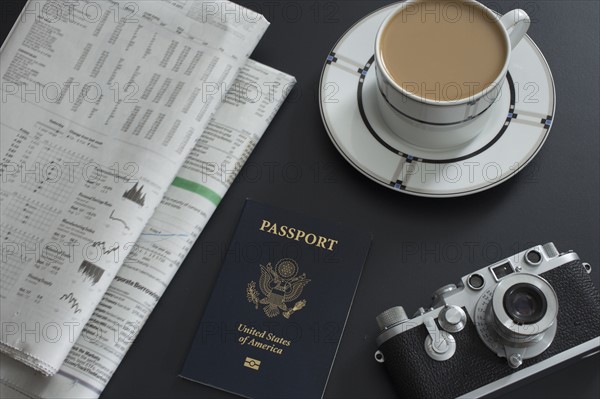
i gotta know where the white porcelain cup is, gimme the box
[375,0,530,149]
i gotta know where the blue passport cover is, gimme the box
[180,199,371,398]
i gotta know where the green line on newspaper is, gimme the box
[171,177,222,206]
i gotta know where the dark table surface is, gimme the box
[2,1,599,398]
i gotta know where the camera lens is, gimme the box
[476,273,558,364]
[503,283,547,324]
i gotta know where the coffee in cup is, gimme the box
[379,0,508,101]
[374,0,530,149]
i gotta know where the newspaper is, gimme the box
[1,57,295,398]
[0,0,294,392]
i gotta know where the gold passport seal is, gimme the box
[247,258,310,318]
[244,357,261,370]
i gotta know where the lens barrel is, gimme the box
[490,273,558,342]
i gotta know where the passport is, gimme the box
[180,200,371,399]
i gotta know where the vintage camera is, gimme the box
[374,243,600,398]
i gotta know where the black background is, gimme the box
[1,1,598,398]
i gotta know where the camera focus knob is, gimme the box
[376,306,408,330]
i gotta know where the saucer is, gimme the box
[319,4,555,197]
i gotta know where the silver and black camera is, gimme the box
[374,243,600,398]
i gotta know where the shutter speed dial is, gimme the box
[438,305,467,333]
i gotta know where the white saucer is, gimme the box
[319,4,555,198]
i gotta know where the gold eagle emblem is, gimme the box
[246,258,310,318]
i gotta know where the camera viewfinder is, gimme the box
[491,262,514,280]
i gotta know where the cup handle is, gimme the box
[500,9,531,50]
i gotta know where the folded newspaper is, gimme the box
[0,1,295,397]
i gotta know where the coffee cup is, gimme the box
[374,0,530,149]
